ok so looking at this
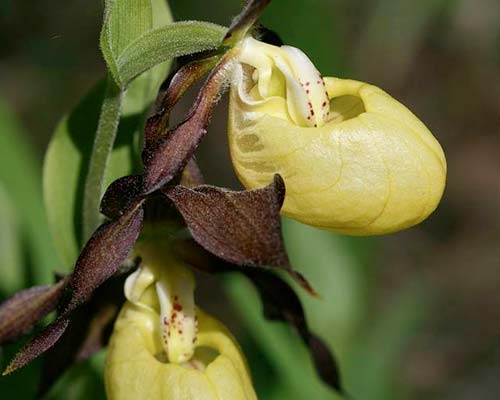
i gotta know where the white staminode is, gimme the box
[237,37,330,127]
[124,257,197,364]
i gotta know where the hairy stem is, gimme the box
[82,75,124,241]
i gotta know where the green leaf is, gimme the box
[0,99,58,285]
[100,0,220,89]
[346,287,429,400]
[44,81,106,267]
[45,0,173,264]
[100,0,155,85]
[79,0,175,244]
[43,77,155,267]
[116,21,226,86]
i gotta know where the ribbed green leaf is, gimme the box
[100,0,154,85]
[100,1,221,89]
[116,21,226,86]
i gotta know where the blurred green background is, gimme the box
[1,0,500,399]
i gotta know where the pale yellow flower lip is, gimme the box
[228,39,446,236]
[105,303,257,400]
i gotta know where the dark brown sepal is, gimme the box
[165,175,315,294]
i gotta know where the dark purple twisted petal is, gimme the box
[142,54,232,194]
[3,317,70,376]
[67,204,144,313]
[143,56,219,153]
[0,278,68,345]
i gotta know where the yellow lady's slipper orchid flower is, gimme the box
[105,242,257,400]
[228,37,446,235]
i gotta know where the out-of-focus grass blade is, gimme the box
[44,351,107,400]
[354,0,453,83]
[0,99,58,285]
[225,274,343,400]
[0,184,24,294]
[259,0,344,75]
[282,219,373,358]
[346,286,430,400]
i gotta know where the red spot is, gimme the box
[316,80,321,84]
[306,82,310,86]
[306,90,310,94]
[172,312,177,320]
[174,303,183,312]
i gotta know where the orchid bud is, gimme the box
[228,37,446,235]
[105,243,257,400]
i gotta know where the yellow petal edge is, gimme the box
[228,40,446,235]
[105,303,257,400]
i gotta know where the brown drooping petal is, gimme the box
[2,317,70,376]
[164,175,315,294]
[38,276,126,396]
[142,52,234,194]
[100,175,145,220]
[244,269,344,394]
[67,204,144,312]
[224,0,272,45]
[143,56,219,153]
[0,278,68,345]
